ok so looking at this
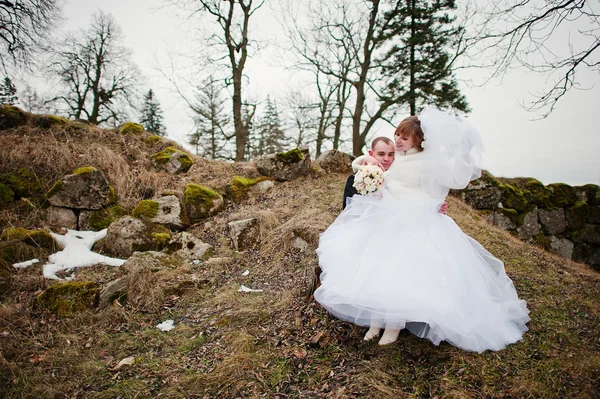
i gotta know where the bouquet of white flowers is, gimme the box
[353,164,384,195]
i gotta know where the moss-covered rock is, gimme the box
[87,205,128,231]
[184,183,224,223]
[226,176,272,203]
[73,166,97,175]
[0,104,28,130]
[548,183,577,208]
[132,224,172,253]
[565,201,589,242]
[132,200,159,219]
[500,184,528,212]
[7,168,41,198]
[522,179,553,208]
[0,183,15,208]
[151,146,194,174]
[494,208,519,230]
[575,184,600,206]
[33,114,69,129]
[0,227,56,249]
[276,148,303,164]
[36,281,100,317]
[46,179,63,199]
[46,168,112,210]
[118,122,145,135]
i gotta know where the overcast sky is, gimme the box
[57,0,600,187]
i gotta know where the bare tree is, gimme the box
[282,0,469,155]
[472,0,599,117]
[0,0,61,71]
[188,78,233,159]
[48,11,141,125]
[169,0,265,161]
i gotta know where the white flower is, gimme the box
[421,139,427,149]
[353,164,384,196]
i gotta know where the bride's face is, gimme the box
[394,133,415,152]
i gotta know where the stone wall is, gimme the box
[454,171,600,271]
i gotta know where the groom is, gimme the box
[343,136,448,215]
[343,137,395,209]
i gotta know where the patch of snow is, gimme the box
[13,259,39,268]
[42,229,126,280]
[156,320,175,331]
[241,269,249,276]
[238,285,263,293]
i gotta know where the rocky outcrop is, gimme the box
[36,281,100,317]
[164,232,212,261]
[103,216,170,258]
[315,150,354,174]
[255,148,312,182]
[151,146,194,174]
[228,218,260,251]
[225,176,274,203]
[457,172,600,271]
[46,206,78,230]
[46,167,113,210]
[184,183,224,223]
[132,195,189,231]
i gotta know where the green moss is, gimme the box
[276,148,303,164]
[34,114,69,128]
[7,168,41,198]
[0,227,55,249]
[497,207,519,225]
[516,205,537,227]
[145,135,163,145]
[226,176,272,203]
[0,183,14,208]
[132,200,159,219]
[46,179,63,199]
[118,122,145,135]
[548,183,577,208]
[88,206,127,230]
[184,183,224,222]
[108,186,118,204]
[500,184,528,212]
[36,281,99,317]
[522,179,553,207]
[151,233,171,247]
[0,104,28,130]
[131,224,172,252]
[73,166,97,175]
[151,146,194,173]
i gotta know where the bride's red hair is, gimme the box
[395,116,424,152]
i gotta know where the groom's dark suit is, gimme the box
[342,174,358,210]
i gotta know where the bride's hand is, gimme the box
[359,155,383,169]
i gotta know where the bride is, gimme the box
[314,108,530,352]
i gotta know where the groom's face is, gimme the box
[368,141,395,171]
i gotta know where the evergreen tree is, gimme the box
[253,96,287,157]
[0,77,18,105]
[140,89,166,136]
[189,81,232,159]
[381,0,469,115]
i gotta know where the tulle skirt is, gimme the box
[314,188,530,353]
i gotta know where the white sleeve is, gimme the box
[351,155,368,173]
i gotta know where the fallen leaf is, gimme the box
[111,356,135,370]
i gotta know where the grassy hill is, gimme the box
[0,108,599,398]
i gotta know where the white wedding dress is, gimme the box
[314,108,530,353]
